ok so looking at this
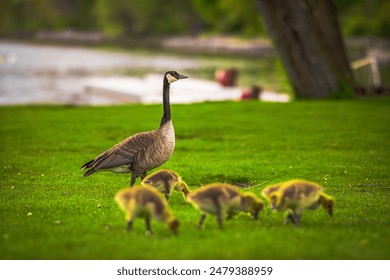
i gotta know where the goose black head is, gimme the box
[165,71,188,84]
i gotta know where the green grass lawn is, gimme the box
[0,98,389,259]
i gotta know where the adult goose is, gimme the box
[81,71,188,186]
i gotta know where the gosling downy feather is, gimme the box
[261,182,282,199]
[141,169,191,201]
[81,71,188,187]
[187,183,263,229]
[115,185,180,235]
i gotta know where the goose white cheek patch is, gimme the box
[166,74,178,83]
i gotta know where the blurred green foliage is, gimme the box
[0,0,388,37]
[193,0,265,36]
[335,0,390,37]
[0,0,97,34]
[93,0,201,37]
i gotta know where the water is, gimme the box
[0,42,197,105]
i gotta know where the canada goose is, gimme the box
[81,71,188,186]
[187,183,263,229]
[141,169,191,201]
[115,186,180,235]
[264,179,334,226]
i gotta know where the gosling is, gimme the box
[141,169,190,201]
[262,179,334,226]
[115,186,180,235]
[187,183,263,229]
[261,182,282,197]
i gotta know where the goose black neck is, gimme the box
[160,78,171,127]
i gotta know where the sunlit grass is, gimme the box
[0,98,389,259]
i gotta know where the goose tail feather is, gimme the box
[81,159,94,170]
[81,159,97,177]
[83,168,96,177]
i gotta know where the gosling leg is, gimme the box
[197,213,206,230]
[285,213,295,225]
[145,217,152,235]
[216,213,223,229]
[215,203,223,229]
[164,185,170,201]
[126,220,133,232]
[294,214,301,227]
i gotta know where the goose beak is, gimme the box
[178,74,188,80]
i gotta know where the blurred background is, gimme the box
[0,0,389,105]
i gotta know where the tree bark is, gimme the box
[256,0,355,98]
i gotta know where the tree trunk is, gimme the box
[256,0,355,98]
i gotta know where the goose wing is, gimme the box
[82,130,157,176]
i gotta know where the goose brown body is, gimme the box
[81,71,187,186]
[141,169,190,201]
[187,183,263,229]
[262,179,334,226]
[81,121,174,183]
[115,186,180,235]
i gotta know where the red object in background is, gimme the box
[215,68,238,87]
[240,88,253,100]
[240,85,262,100]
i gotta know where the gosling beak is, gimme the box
[178,74,188,80]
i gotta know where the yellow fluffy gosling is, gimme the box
[115,186,180,235]
[261,182,282,197]
[141,169,190,201]
[187,183,263,229]
[262,179,334,226]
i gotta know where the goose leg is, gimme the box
[130,174,136,187]
[164,192,170,201]
[141,172,147,180]
[197,213,206,230]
